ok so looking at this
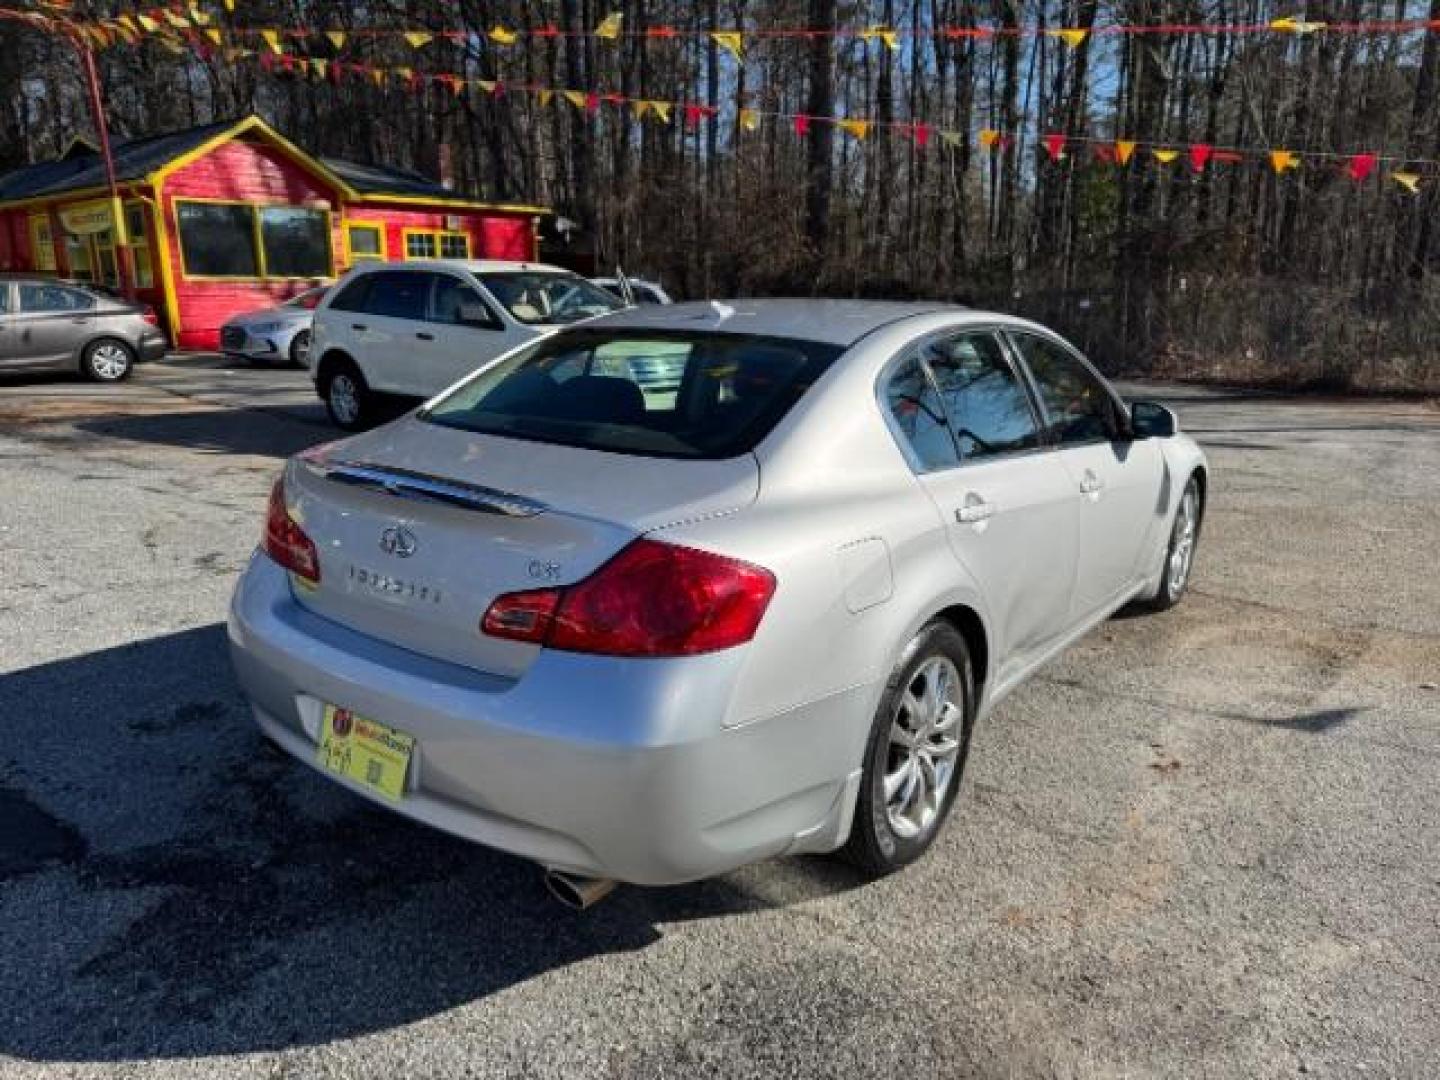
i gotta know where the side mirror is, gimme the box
[457,301,497,329]
[1129,401,1177,439]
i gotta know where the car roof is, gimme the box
[352,259,574,276]
[578,298,967,347]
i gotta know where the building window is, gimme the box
[404,231,437,259]
[125,202,154,288]
[346,222,385,262]
[176,200,259,277]
[65,234,95,282]
[29,214,56,272]
[403,229,469,260]
[259,206,331,278]
[93,229,119,288]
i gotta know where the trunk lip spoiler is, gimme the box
[303,458,548,518]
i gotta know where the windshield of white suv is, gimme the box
[419,329,841,459]
[479,272,623,325]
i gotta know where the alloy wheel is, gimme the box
[91,343,130,380]
[328,373,360,425]
[1168,485,1199,597]
[884,656,964,839]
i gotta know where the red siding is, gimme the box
[341,202,537,269]
[162,137,344,349]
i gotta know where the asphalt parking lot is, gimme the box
[2,356,1438,1079]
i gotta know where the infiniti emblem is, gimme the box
[379,525,418,558]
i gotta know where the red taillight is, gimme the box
[141,305,159,326]
[262,476,321,584]
[482,539,775,657]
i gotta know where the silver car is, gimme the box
[228,301,1207,906]
[0,275,167,381]
[219,286,328,367]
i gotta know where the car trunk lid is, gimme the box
[283,418,758,678]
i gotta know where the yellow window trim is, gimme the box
[171,196,335,282]
[343,219,387,263]
[28,212,57,272]
[401,227,470,260]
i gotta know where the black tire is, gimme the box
[80,338,135,382]
[1140,474,1202,612]
[843,621,976,877]
[288,329,311,368]
[320,359,373,431]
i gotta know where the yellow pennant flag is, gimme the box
[563,89,588,110]
[188,6,209,26]
[711,30,743,60]
[1049,28,1089,48]
[840,119,871,140]
[632,100,651,120]
[1115,139,1137,164]
[163,10,189,29]
[979,128,1001,149]
[1270,150,1299,174]
[158,36,186,55]
[1270,16,1327,33]
[136,13,159,32]
[475,79,496,95]
[310,59,329,80]
[738,108,759,131]
[650,101,672,123]
[1392,171,1422,194]
[326,31,347,50]
[394,66,414,83]
[539,89,555,107]
[490,26,519,46]
[404,31,433,49]
[860,27,900,50]
[204,28,221,45]
[224,0,234,11]
[368,68,386,88]
[1153,148,1180,164]
[596,12,623,40]
[941,131,964,148]
[260,29,283,55]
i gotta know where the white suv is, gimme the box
[309,260,624,429]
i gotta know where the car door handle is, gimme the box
[351,323,368,331]
[1079,469,1105,495]
[955,494,996,524]
[416,331,435,341]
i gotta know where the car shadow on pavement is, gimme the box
[75,408,332,459]
[0,624,866,1062]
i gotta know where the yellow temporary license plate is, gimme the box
[317,705,415,802]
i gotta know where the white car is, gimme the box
[309,260,624,429]
[591,277,674,306]
[220,286,328,367]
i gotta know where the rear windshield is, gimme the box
[478,272,623,325]
[420,330,842,459]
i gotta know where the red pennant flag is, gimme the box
[794,115,811,137]
[684,104,705,129]
[490,80,506,97]
[258,50,276,71]
[1043,133,1066,161]
[534,24,561,37]
[1347,152,1378,183]
[646,25,679,38]
[911,122,931,148]
[1188,143,1213,173]
[585,92,600,114]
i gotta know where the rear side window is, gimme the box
[431,275,498,327]
[922,332,1042,460]
[1010,332,1120,445]
[329,275,370,313]
[18,283,95,313]
[362,271,430,321]
[421,330,840,459]
[884,356,959,470]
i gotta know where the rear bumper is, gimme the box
[227,554,866,885]
[138,332,168,361]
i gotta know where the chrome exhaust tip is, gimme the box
[543,869,618,910]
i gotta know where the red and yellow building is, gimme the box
[0,115,547,350]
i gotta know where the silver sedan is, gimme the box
[219,286,327,367]
[228,300,1207,905]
